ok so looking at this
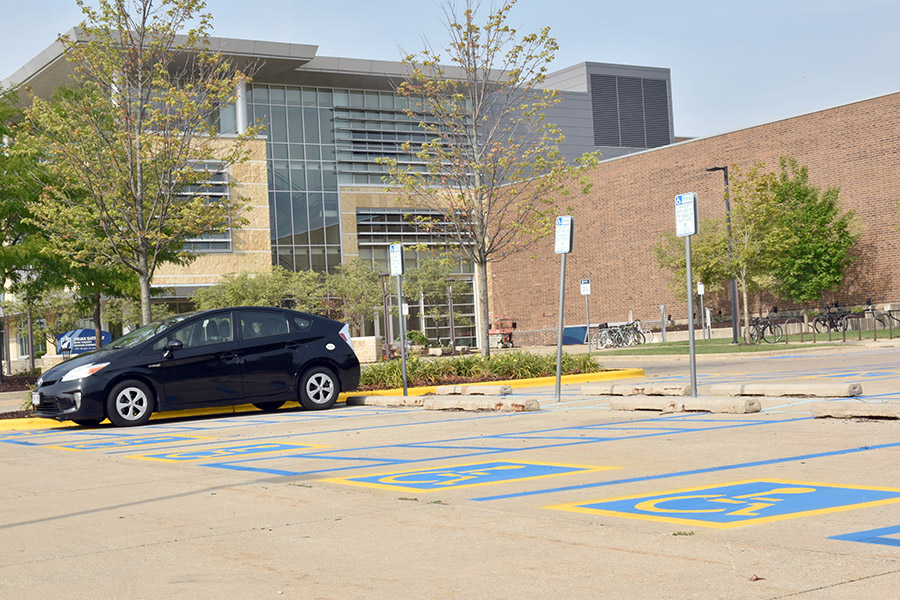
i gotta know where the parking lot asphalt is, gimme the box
[3,341,900,599]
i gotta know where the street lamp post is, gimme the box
[706,166,740,344]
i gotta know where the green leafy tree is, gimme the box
[17,0,259,326]
[323,259,382,336]
[379,0,598,356]
[192,266,323,312]
[722,164,786,342]
[653,218,730,307]
[769,157,859,310]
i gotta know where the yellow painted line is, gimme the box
[131,442,326,462]
[322,460,620,493]
[545,478,900,529]
[1,368,644,431]
[360,368,646,397]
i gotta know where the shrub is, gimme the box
[359,351,603,390]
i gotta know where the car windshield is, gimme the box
[110,314,193,349]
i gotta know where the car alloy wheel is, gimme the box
[107,380,154,427]
[299,367,339,410]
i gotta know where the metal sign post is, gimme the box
[389,243,408,396]
[554,216,573,403]
[675,193,698,398]
[581,278,591,356]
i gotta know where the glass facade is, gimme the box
[249,85,342,273]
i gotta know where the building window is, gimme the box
[182,160,233,252]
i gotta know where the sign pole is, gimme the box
[580,278,591,356]
[685,236,698,397]
[675,193,699,399]
[554,216,573,403]
[389,243,408,396]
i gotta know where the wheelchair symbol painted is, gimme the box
[546,479,900,528]
[133,442,320,462]
[325,461,617,492]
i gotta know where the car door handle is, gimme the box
[219,351,240,364]
[285,342,304,349]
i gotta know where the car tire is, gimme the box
[106,380,154,427]
[253,401,286,412]
[299,366,339,410]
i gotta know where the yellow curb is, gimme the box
[356,368,645,397]
[0,369,644,432]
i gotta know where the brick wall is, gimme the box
[493,92,900,333]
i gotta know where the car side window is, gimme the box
[240,311,289,340]
[152,315,233,350]
[292,316,312,332]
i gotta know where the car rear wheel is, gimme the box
[299,366,339,410]
[107,380,154,427]
[253,401,286,412]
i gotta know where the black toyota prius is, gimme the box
[31,307,361,427]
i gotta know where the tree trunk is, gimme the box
[93,292,103,349]
[139,273,153,326]
[741,281,751,344]
[27,305,35,372]
[475,260,491,357]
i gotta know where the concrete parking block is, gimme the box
[581,382,691,396]
[608,395,761,414]
[433,384,513,396]
[708,382,863,397]
[345,395,425,407]
[423,396,540,412]
[811,401,900,419]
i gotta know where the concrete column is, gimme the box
[235,81,248,134]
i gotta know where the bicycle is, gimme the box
[811,303,851,333]
[744,314,783,344]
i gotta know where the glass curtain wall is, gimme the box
[249,85,341,273]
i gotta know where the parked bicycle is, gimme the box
[811,302,852,333]
[744,313,784,344]
[862,299,900,330]
[589,320,651,349]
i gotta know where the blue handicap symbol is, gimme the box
[553,479,900,528]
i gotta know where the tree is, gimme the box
[379,0,598,355]
[323,259,382,336]
[17,0,258,326]
[653,218,730,305]
[722,164,785,342]
[191,266,323,312]
[769,157,859,309]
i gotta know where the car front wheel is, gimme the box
[299,367,339,410]
[107,380,154,427]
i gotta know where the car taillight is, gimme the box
[339,324,354,350]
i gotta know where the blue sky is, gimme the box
[2,0,897,138]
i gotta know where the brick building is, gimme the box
[492,92,900,342]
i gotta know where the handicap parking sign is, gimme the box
[546,479,900,529]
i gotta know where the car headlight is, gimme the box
[60,362,110,382]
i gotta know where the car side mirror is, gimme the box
[163,339,183,359]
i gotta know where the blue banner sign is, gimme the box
[57,329,112,354]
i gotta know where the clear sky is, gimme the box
[1,0,897,138]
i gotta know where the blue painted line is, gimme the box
[204,415,806,478]
[472,439,900,502]
[830,525,900,547]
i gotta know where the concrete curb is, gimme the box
[607,395,761,414]
[582,382,691,396]
[346,395,540,412]
[433,385,513,396]
[708,382,863,397]
[810,401,900,419]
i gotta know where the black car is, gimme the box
[32,307,360,427]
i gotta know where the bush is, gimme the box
[359,350,604,390]
[406,330,429,347]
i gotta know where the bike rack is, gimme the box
[783,317,804,344]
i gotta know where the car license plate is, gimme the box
[32,392,40,407]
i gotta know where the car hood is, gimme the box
[41,346,127,382]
